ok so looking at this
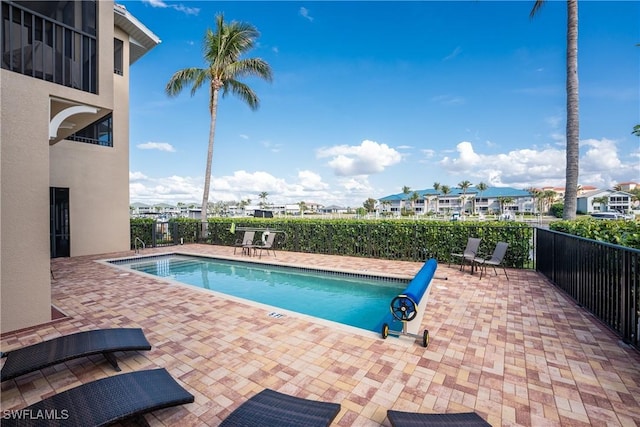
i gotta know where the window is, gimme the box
[114,38,123,75]
[67,113,113,147]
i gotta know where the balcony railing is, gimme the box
[1,1,97,93]
[536,228,639,350]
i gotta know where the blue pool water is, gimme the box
[114,255,406,332]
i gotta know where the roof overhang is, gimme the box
[114,3,161,65]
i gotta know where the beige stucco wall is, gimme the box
[0,74,53,333]
[49,25,130,257]
[0,1,121,333]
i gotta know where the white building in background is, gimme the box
[577,190,635,214]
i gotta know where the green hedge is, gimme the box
[550,219,640,249]
[204,218,534,268]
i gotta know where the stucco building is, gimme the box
[1,1,159,333]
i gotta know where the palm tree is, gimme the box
[401,186,411,214]
[497,196,515,216]
[165,14,273,227]
[440,185,451,214]
[457,180,472,217]
[526,187,541,214]
[530,0,579,220]
[433,182,441,214]
[476,182,489,214]
[298,201,308,216]
[258,191,269,209]
[410,191,420,215]
[541,189,558,214]
[592,196,609,212]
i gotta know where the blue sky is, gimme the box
[123,0,640,208]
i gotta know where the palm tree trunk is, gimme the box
[201,86,220,234]
[563,0,579,219]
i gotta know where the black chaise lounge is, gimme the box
[387,410,492,427]
[1,368,194,427]
[220,388,341,427]
[1,328,151,382]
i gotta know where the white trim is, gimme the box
[49,105,98,139]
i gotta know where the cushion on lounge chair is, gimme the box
[387,410,492,427]
[1,368,194,427]
[1,328,152,382]
[220,388,341,427]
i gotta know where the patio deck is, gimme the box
[2,244,639,426]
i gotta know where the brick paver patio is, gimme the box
[2,244,639,426]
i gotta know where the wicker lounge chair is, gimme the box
[220,388,341,427]
[1,328,151,382]
[387,410,492,426]
[1,368,194,427]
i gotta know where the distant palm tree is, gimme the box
[433,182,441,214]
[458,180,472,217]
[497,196,514,215]
[298,201,308,216]
[541,189,558,214]
[527,187,541,214]
[530,0,579,220]
[440,185,451,213]
[258,191,269,208]
[410,191,420,214]
[476,182,489,214]
[592,196,609,212]
[402,186,411,214]
[165,13,273,226]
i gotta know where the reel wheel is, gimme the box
[390,295,417,322]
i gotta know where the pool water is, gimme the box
[117,255,407,332]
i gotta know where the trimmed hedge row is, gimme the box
[204,218,534,268]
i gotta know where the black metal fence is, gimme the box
[536,228,639,350]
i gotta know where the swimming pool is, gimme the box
[111,254,407,332]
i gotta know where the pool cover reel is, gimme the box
[382,258,439,347]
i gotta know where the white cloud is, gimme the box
[297,170,329,190]
[142,0,199,15]
[129,171,148,181]
[299,7,314,22]
[316,140,402,176]
[130,169,345,206]
[431,94,465,106]
[439,139,638,189]
[137,142,176,152]
[260,140,282,153]
[443,46,462,61]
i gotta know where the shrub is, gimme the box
[205,217,534,268]
[550,218,640,249]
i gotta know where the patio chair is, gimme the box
[234,230,255,255]
[219,388,341,427]
[1,328,151,382]
[387,409,492,426]
[252,231,277,258]
[449,237,481,271]
[472,241,509,280]
[1,368,194,427]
